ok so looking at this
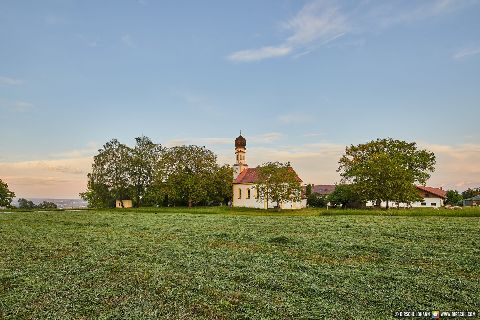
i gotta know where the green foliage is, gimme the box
[255,162,302,209]
[81,137,232,208]
[327,184,364,208]
[445,190,463,206]
[36,201,58,209]
[338,138,435,208]
[154,145,232,207]
[305,184,313,197]
[129,136,164,207]
[0,179,15,208]
[17,198,35,209]
[462,187,480,200]
[1,209,478,319]
[307,192,327,207]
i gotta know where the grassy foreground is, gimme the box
[1,208,479,319]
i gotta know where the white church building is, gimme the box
[232,134,307,209]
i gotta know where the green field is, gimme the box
[1,208,479,319]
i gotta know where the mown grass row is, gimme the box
[1,210,479,319]
[3,206,479,217]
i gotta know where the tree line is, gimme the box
[80,136,233,208]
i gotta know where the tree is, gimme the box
[462,187,480,200]
[129,136,164,207]
[0,179,15,208]
[37,201,58,209]
[445,190,463,206]
[338,138,435,209]
[207,164,233,205]
[81,139,132,208]
[155,145,229,207]
[327,184,363,208]
[18,198,35,209]
[255,162,302,210]
[307,193,327,207]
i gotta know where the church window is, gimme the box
[238,188,242,199]
[247,189,251,199]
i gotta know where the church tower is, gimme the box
[233,132,248,178]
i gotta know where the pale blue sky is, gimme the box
[1,0,479,198]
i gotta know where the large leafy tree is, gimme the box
[155,145,230,207]
[0,179,15,208]
[129,136,164,207]
[81,139,132,208]
[255,162,302,210]
[338,138,435,208]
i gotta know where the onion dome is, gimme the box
[235,134,246,148]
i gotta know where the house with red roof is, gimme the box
[366,185,447,208]
[232,134,307,209]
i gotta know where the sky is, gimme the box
[1,0,479,199]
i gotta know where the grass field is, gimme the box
[1,208,479,319]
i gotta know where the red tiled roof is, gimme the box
[416,185,447,199]
[233,167,303,184]
[312,184,336,195]
[234,168,259,184]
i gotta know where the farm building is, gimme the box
[116,200,133,208]
[463,195,480,206]
[232,134,307,209]
[366,185,447,208]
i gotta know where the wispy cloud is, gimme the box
[0,76,23,86]
[228,0,477,62]
[228,0,347,62]
[0,157,92,198]
[452,46,480,60]
[370,0,477,28]
[13,101,34,112]
[228,46,292,62]
[121,33,135,48]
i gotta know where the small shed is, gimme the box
[463,195,480,207]
[116,200,133,208]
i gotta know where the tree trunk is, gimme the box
[188,198,192,208]
[386,200,389,210]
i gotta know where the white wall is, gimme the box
[366,197,444,208]
[232,184,306,210]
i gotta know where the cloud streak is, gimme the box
[228,0,477,62]
[228,1,347,62]
[0,76,23,86]
[452,46,480,60]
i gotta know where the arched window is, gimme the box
[247,189,251,199]
[238,188,242,199]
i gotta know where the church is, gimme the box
[232,134,307,209]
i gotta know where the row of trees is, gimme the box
[17,198,58,209]
[80,136,233,208]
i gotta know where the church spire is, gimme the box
[233,132,248,178]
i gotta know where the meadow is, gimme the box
[1,207,479,319]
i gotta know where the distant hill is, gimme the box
[12,198,88,209]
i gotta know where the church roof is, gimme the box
[234,167,303,184]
